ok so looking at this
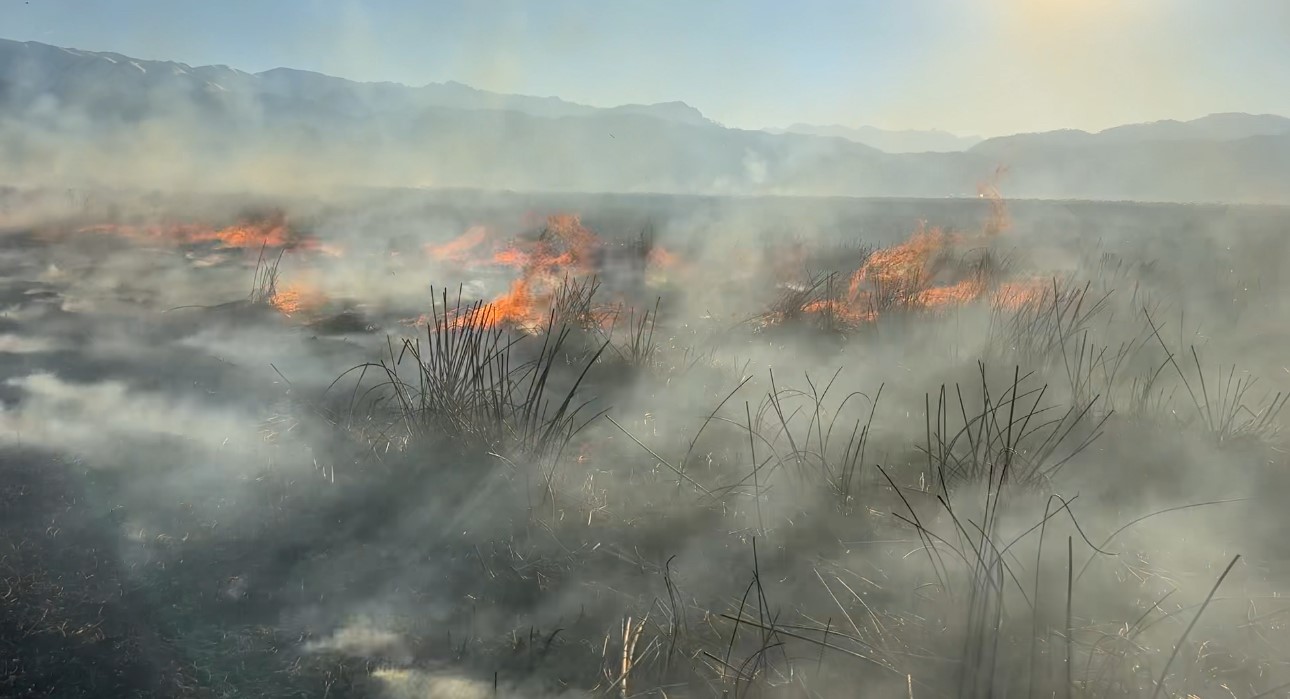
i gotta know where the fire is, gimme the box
[543,213,601,261]
[416,189,1040,338]
[446,213,604,331]
[196,213,291,248]
[426,226,488,264]
[991,278,1048,310]
[269,281,326,316]
[801,299,875,325]
[978,165,1012,237]
[454,278,540,330]
[491,246,530,268]
[646,245,680,269]
[915,278,987,308]
[847,222,955,304]
[424,218,603,276]
[786,176,1043,327]
[75,211,323,253]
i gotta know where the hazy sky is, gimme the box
[3,0,1287,136]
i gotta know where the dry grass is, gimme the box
[6,215,1290,699]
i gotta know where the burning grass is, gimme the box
[74,210,302,251]
[330,287,609,465]
[753,206,1037,336]
[307,199,1290,697]
[5,192,1290,698]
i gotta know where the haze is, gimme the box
[4,3,1290,698]
[5,0,1289,136]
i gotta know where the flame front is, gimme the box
[783,175,1043,327]
[421,177,1039,334]
[847,222,952,305]
[76,211,321,253]
[426,226,488,264]
[446,214,604,331]
[269,281,326,316]
[197,213,291,248]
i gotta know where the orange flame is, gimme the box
[454,278,542,330]
[491,246,531,268]
[269,281,327,316]
[915,277,987,309]
[76,211,321,252]
[991,278,1048,310]
[544,213,601,262]
[195,213,291,248]
[647,245,680,269]
[447,213,604,332]
[777,179,1041,328]
[426,226,488,264]
[978,165,1012,237]
[847,222,954,304]
[801,298,875,325]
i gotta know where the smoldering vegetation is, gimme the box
[2,187,1290,698]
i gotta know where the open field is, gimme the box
[2,188,1290,698]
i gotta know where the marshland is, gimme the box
[4,3,1290,696]
[3,186,1290,697]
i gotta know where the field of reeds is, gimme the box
[2,188,1289,698]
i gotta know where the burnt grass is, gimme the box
[0,449,199,697]
[2,191,1290,697]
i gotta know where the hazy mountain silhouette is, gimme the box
[975,112,1290,154]
[1,38,1287,203]
[972,113,1290,157]
[769,124,982,153]
[0,39,713,127]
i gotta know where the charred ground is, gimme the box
[1,188,1289,698]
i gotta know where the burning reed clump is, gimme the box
[74,209,303,251]
[418,213,680,335]
[757,215,1038,336]
[248,243,285,306]
[330,286,608,465]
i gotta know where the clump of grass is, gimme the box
[330,286,609,465]
[602,297,663,368]
[752,368,882,511]
[551,273,604,332]
[758,271,861,336]
[990,277,1114,367]
[922,363,1109,491]
[1145,311,1288,443]
[248,242,285,306]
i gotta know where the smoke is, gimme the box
[2,183,1290,697]
[3,25,1290,696]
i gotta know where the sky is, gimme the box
[2,0,1288,137]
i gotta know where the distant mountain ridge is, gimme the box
[972,113,1290,157]
[0,39,714,127]
[769,123,982,153]
[1,37,1288,204]
[773,114,1290,156]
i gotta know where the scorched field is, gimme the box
[2,187,1290,698]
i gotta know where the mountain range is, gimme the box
[1,37,1287,203]
[768,124,982,153]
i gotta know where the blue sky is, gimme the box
[3,0,1287,136]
